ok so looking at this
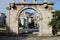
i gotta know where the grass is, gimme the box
[28,34,38,37]
[25,34,38,37]
[0,27,6,30]
[58,29,60,32]
[19,27,23,30]
[0,27,23,30]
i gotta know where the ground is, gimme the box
[0,28,60,40]
[0,36,60,40]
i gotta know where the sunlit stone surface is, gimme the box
[6,0,54,36]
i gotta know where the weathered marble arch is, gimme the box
[6,0,54,36]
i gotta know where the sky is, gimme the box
[0,0,60,13]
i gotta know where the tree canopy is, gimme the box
[49,10,60,30]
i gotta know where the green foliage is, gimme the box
[56,20,60,29]
[49,10,60,29]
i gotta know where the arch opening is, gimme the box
[18,8,40,34]
[18,8,39,17]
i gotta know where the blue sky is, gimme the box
[0,0,60,13]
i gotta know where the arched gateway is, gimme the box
[6,0,54,36]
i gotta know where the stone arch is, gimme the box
[6,0,53,36]
[16,7,43,19]
[17,6,43,32]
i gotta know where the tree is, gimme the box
[49,10,60,30]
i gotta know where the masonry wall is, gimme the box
[6,2,54,36]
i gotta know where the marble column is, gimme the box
[34,0,37,2]
[43,0,47,2]
[21,0,26,2]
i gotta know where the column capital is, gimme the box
[21,0,26,2]
[12,0,15,3]
[33,0,37,2]
[43,0,47,2]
